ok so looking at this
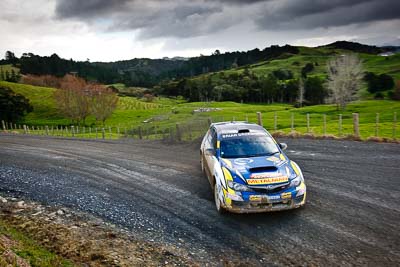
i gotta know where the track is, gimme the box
[0,134,399,266]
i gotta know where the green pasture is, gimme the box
[2,81,399,140]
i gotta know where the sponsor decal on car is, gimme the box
[246,176,288,185]
[222,132,264,139]
[250,172,283,179]
[281,192,292,199]
[234,158,254,165]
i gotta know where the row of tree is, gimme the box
[154,64,328,106]
[0,68,21,82]
[1,45,299,87]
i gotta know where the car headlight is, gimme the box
[227,181,253,192]
[289,175,303,187]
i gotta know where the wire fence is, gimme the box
[1,111,398,142]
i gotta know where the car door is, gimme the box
[204,129,217,185]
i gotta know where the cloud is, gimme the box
[255,0,400,30]
[54,0,400,39]
[1,0,400,61]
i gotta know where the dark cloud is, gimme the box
[54,0,400,39]
[55,0,132,19]
[256,0,400,30]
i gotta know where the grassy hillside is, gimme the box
[222,47,400,80]
[191,47,400,100]
[0,64,20,81]
[1,81,399,140]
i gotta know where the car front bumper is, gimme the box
[223,182,306,213]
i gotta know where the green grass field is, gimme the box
[1,81,400,140]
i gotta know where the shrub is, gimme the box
[0,86,33,122]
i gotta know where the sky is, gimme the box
[1,0,399,62]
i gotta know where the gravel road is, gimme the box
[0,134,399,266]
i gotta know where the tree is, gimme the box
[90,84,119,125]
[5,51,18,64]
[391,80,400,101]
[326,54,363,110]
[54,75,91,125]
[0,86,33,122]
[304,77,327,105]
[365,72,394,93]
[284,79,299,103]
[301,63,314,78]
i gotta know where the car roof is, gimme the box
[211,121,266,135]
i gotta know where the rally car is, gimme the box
[200,122,306,213]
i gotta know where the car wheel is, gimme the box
[214,183,225,214]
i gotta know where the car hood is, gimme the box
[220,154,295,185]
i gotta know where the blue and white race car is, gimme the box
[200,122,306,213]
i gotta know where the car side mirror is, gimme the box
[205,148,215,156]
[279,143,288,150]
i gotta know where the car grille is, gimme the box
[250,183,290,194]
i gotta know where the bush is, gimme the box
[365,72,395,93]
[0,86,33,122]
[374,92,384,99]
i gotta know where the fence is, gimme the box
[1,111,398,141]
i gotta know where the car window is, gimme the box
[211,131,217,149]
[220,133,279,158]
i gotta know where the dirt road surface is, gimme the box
[0,134,399,266]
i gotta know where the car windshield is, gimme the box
[220,133,280,158]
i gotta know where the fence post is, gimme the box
[353,113,359,138]
[102,128,105,139]
[176,123,182,142]
[169,127,173,142]
[323,114,327,136]
[393,112,397,140]
[339,114,342,137]
[71,126,75,137]
[375,113,379,137]
[256,112,263,127]
[1,120,6,130]
[188,124,192,141]
[274,112,277,131]
[291,113,294,131]
[10,123,13,130]
[23,125,27,134]
[306,113,310,133]
[45,126,49,135]
[138,126,143,139]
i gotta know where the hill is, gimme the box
[2,41,398,89]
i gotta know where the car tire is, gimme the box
[214,183,225,214]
